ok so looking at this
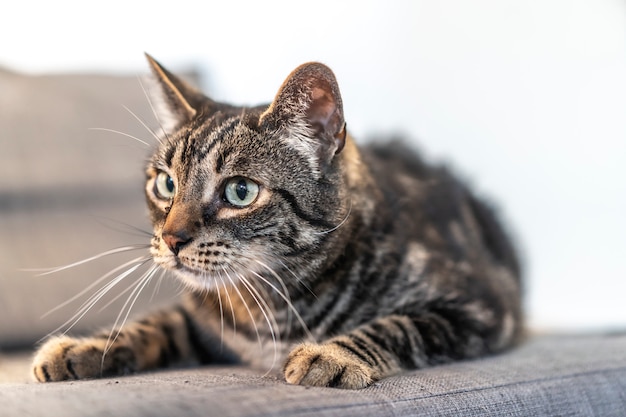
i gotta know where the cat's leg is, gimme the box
[284,315,410,389]
[284,310,510,389]
[32,305,213,382]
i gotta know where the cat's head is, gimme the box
[144,55,356,293]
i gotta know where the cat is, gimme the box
[32,54,523,389]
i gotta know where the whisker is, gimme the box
[276,259,316,299]
[248,260,314,342]
[314,197,352,235]
[229,255,302,346]
[27,245,150,276]
[213,270,226,351]
[257,260,293,333]
[149,268,168,302]
[217,267,237,337]
[137,75,168,145]
[102,264,159,359]
[41,256,150,319]
[222,267,263,350]
[122,104,163,146]
[67,261,150,330]
[88,127,150,147]
[91,216,153,238]
[96,262,157,313]
[230,268,279,363]
[234,270,282,375]
[39,259,149,342]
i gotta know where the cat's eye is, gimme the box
[224,177,259,207]
[155,171,176,200]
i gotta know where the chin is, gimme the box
[172,265,235,293]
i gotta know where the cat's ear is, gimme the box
[261,62,347,163]
[145,53,209,132]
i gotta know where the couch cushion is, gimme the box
[1,333,625,416]
[0,68,202,347]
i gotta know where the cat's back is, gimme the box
[359,140,520,278]
[359,139,462,220]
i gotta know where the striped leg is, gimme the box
[32,306,207,382]
[284,312,488,389]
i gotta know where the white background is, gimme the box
[2,0,625,331]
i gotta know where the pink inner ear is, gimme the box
[308,86,337,127]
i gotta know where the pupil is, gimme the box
[166,176,175,192]
[236,179,247,200]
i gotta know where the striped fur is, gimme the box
[33,56,523,388]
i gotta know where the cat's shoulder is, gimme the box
[359,139,450,183]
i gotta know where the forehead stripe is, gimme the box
[193,117,242,164]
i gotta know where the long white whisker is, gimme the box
[222,267,264,352]
[40,260,148,342]
[41,256,150,318]
[248,261,314,342]
[92,216,153,238]
[250,258,293,331]
[136,76,167,145]
[122,104,163,146]
[70,262,148,328]
[314,198,352,235]
[28,245,149,276]
[149,268,168,302]
[214,270,226,351]
[236,271,282,375]
[251,260,291,304]
[217,267,237,337]
[231,269,279,366]
[103,264,159,359]
[88,127,150,147]
[240,273,282,375]
[276,259,316,299]
[96,263,158,313]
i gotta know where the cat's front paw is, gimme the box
[284,343,378,389]
[32,335,136,382]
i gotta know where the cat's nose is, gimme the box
[162,230,192,256]
[161,202,199,256]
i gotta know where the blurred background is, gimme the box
[1,0,625,350]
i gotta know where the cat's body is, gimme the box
[32,56,523,388]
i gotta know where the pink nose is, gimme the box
[162,231,192,256]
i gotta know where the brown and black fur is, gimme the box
[33,55,523,388]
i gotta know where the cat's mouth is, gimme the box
[150,238,264,292]
[155,253,241,292]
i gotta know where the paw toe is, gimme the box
[284,343,374,389]
[32,336,134,382]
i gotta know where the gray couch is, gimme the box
[1,68,625,416]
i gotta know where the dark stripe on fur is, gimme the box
[345,335,378,366]
[196,118,240,164]
[159,323,180,367]
[411,313,459,364]
[328,366,347,388]
[273,188,334,230]
[65,359,78,379]
[333,340,373,366]
[315,250,379,334]
[389,317,420,367]
[176,305,213,364]
[41,366,51,382]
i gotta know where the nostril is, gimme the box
[162,231,192,256]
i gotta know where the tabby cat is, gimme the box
[32,54,523,389]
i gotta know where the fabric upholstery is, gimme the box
[1,333,625,416]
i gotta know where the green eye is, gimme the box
[155,171,176,199]
[224,177,259,207]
